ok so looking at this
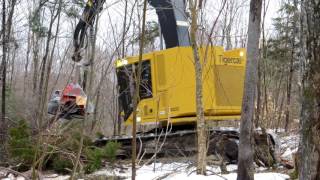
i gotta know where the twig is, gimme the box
[142,121,172,166]
[206,170,228,180]
[137,149,147,166]
[187,169,227,180]
[136,136,143,161]
[152,164,187,180]
[147,111,173,165]
[174,143,187,158]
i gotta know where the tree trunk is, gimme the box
[0,0,17,163]
[31,1,61,177]
[131,1,147,179]
[256,0,269,129]
[23,20,32,96]
[122,0,128,59]
[284,7,296,132]
[262,57,268,125]
[41,0,62,128]
[37,6,58,99]
[189,0,207,175]
[9,44,17,88]
[298,0,320,179]
[0,0,7,163]
[31,1,42,95]
[117,0,128,135]
[32,32,39,94]
[237,0,262,180]
[256,53,262,128]
[284,48,294,132]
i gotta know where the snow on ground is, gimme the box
[278,133,299,167]
[90,162,289,180]
[0,164,290,180]
[42,174,70,180]
[279,134,299,154]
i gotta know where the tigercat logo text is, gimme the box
[220,56,242,65]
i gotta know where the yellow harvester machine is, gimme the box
[110,46,275,166]
[117,47,246,126]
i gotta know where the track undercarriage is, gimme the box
[95,125,276,167]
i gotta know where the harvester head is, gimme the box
[48,83,93,119]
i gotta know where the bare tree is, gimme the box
[0,0,8,163]
[0,0,17,163]
[31,0,43,94]
[189,0,207,175]
[237,0,262,179]
[23,11,32,96]
[118,0,128,136]
[284,0,298,132]
[298,0,320,179]
[256,0,270,128]
[31,1,63,177]
[131,0,148,179]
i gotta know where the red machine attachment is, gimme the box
[48,83,93,119]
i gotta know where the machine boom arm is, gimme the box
[148,0,190,48]
[73,0,190,60]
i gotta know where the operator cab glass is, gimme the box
[117,60,152,121]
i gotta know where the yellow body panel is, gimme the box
[117,46,246,125]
